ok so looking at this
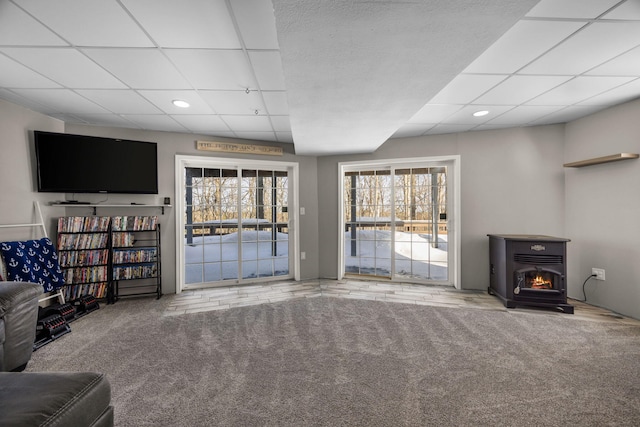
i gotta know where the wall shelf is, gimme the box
[563,153,639,168]
[51,203,171,215]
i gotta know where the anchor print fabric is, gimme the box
[0,237,64,292]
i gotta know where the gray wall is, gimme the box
[0,99,319,295]
[64,124,321,294]
[317,125,567,290]
[564,98,640,319]
[2,96,639,319]
[0,99,67,239]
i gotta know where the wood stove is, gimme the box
[488,234,573,314]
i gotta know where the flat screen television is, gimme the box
[35,131,158,194]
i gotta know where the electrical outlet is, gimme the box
[592,268,605,281]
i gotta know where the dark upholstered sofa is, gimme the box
[0,281,113,426]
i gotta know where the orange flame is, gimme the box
[531,274,552,289]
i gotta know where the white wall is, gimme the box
[564,98,640,319]
[317,125,567,291]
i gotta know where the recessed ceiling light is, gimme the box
[473,110,489,117]
[172,99,190,108]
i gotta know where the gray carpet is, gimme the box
[27,296,640,426]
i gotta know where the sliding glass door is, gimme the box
[340,158,458,285]
[176,156,298,291]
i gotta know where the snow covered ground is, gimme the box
[184,230,448,284]
[184,231,289,283]
[344,230,448,280]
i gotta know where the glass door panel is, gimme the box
[240,169,289,279]
[184,166,290,287]
[393,167,448,281]
[184,167,239,285]
[343,170,392,277]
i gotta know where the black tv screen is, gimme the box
[35,131,158,194]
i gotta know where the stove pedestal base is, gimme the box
[488,287,574,314]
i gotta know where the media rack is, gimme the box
[56,215,162,304]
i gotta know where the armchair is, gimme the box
[0,281,41,372]
[0,281,114,426]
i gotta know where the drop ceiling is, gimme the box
[1,0,639,155]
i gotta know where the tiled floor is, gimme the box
[164,279,639,325]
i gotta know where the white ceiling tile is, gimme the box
[15,0,153,47]
[407,104,463,123]
[486,105,565,125]
[83,48,191,89]
[47,113,87,124]
[390,124,432,139]
[276,132,293,143]
[587,45,640,76]
[463,20,586,74]
[165,49,256,90]
[75,90,162,114]
[526,0,620,19]
[270,116,291,132]
[521,22,640,75]
[222,115,273,132]
[196,132,237,139]
[428,75,508,104]
[121,0,240,48]
[0,54,60,88]
[425,124,477,135]
[233,131,277,142]
[474,123,517,132]
[199,90,265,115]
[0,89,52,113]
[527,76,635,105]
[441,105,514,125]
[603,1,640,19]
[530,105,605,125]
[475,75,573,105]
[262,92,289,115]
[68,114,142,129]
[578,78,640,106]
[170,115,230,133]
[0,2,67,46]
[248,51,286,90]
[2,48,126,89]
[122,115,189,132]
[230,0,279,50]
[137,90,214,114]
[11,89,111,114]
